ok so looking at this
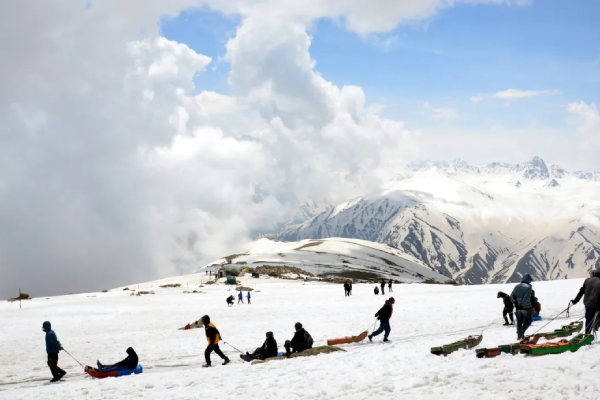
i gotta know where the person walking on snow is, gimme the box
[200,315,230,367]
[237,291,244,304]
[388,279,393,293]
[380,278,386,295]
[571,267,600,334]
[42,321,66,382]
[497,291,514,325]
[246,291,251,304]
[369,297,395,342]
[511,274,535,340]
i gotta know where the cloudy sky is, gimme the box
[1,0,599,297]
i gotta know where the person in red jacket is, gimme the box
[368,297,395,342]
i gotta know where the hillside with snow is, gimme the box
[279,157,600,284]
[205,237,449,283]
[1,274,597,399]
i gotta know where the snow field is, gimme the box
[1,275,598,399]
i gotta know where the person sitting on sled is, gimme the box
[497,291,514,325]
[97,347,138,372]
[240,331,278,361]
[284,322,313,356]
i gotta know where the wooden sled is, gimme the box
[476,321,584,358]
[251,345,345,365]
[327,330,368,345]
[520,334,593,356]
[431,335,482,356]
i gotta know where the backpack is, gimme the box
[304,331,313,349]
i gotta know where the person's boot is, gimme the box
[368,334,373,342]
[222,358,230,365]
[202,363,211,368]
[383,338,390,342]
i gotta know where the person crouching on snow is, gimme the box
[497,291,514,325]
[201,315,230,367]
[369,297,395,342]
[284,322,313,356]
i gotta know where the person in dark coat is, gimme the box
[374,286,379,295]
[226,295,234,307]
[368,297,395,342]
[42,321,66,382]
[497,291,514,325]
[388,279,393,293]
[201,315,230,367]
[380,278,386,295]
[571,268,600,334]
[343,282,350,297]
[97,347,139,372]
[511,274,535,340]
[284,322,313,356]
[240,331,278,361]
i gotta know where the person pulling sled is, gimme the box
[201,315,230,367]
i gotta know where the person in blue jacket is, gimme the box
[237,291,244,304]
[511,274,535,340]
[42,321,66,382]
[246,291,251,304]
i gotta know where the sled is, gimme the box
[475,321,584,358]
[251,345,345,365]
[520,334,593,356]
[179,319,203,330]
[431,335,482,356]
[326,330,368,345]
[84,364,143,379]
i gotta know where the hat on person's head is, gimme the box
[521,274,533,284]
[294,322,302,330]
[42,321,51,331]
[266,331,274,338]
[388,297,395,304]
[201,315,210,325]
[126,347,135,355]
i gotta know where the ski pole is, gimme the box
[62,348,85,368]
[222,340,244,354]
[566,300,572,318]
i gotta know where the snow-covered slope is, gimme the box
[279,157,600,284]
[1,276,597,400]
[205,237,449,283]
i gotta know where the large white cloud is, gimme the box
[0,0,532,297]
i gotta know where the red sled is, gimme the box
[84,364,143,379]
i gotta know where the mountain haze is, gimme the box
[278,157,600,284]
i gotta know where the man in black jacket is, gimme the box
[497,291,514,325]
[572,268,600,334]
[369,297,395,342]
[240,331,278,361]
[97,347,138,372]
[284,322,313,356]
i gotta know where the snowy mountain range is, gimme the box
[278,157,600,284]
[207,237,448,283]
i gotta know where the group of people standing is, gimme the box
[372,279,393,295]
[498,267,600,340]
[226,291,251,306]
